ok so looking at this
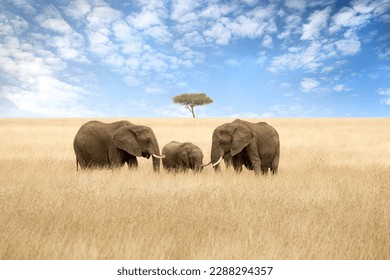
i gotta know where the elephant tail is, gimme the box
[73,138,85,171]
[271,144,280,174]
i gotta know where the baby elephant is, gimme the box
[162,141,204,172]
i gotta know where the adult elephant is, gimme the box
[208,119,280,175]
[162,141,204,172]
[73,120,165,171]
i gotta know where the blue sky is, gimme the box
[0,0,389,118]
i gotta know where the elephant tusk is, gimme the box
[152,154,166,159]
[212,156,223,167]
[201,161,212,167]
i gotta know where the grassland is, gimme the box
[0,118,389,259]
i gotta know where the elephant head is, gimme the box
[178,142,204,172]
[112,125,164,171]
[209,122,259,172]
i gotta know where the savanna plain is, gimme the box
[0,118,389,260]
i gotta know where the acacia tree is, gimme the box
[173,93,213,118]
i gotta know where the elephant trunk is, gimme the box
[194,165,203,172]
[152,155,160,172]
[151,142,163,172]
[193,159,203,172]
[210,144,223,172]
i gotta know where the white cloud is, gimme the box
[277,14,302,39]
[60,0,195,93]
[200,3,235,19]
[269,41,323,72]
[378,88,390,95]
[204,22,231,45]
[301,6,331,40]
[335,30,361,55]
[88,29,117,56]
[3,76,87,116]
[202,3,277,45]
[0,51,94,116]
[225,58,241,66]
[181,31,206,46]
[377,44,390,60]
[33,6,87,62]
[270,19,364,74]
[0,13,28,36]
[333,84,349,92]
[64,0,91,20]
[130,10,162,29]
[141,53,168,72]
[301,78,320,92]
[330,7,369,32]
[285,0,306,11]
[330,0,390,32]
[144,25,172,43]
[127,1,171,43]
[352,0,390,16]
[241,0,259,6]
[87,6,121,28]
[36,6,74,34]
[47,35,86,61]
[256,50,267,65]
[112,21,143,54]
[228,15,263,38]
[171,0,200,23]
[378,88,390,105]
[173,31,206,65]
[6,0,36,14]
[0,10,96,117]
[262,34,273,48]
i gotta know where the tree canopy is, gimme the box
[173,93,213,118]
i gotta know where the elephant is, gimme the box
[208,119,280,175]
[73,120,165,171]
[162,141,204,172]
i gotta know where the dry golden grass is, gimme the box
[0,118,389,259]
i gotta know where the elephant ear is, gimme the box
[178,146,190,166]
[230,124,254,157]
[112,127,142,157]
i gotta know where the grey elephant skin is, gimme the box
[73,120,164,171]
[162,141,204,172]
[210,119,280,175]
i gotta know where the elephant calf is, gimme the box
[162,141,204,172]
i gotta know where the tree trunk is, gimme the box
[185,105,196,118]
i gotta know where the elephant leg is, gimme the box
[108,146,126,168]
[242,153,254,171]
[261,164,269,175]
[224,153,232,168]
[245,142,261,175]
[232,155,243,173]
[128,155,138,169]
[271,151,279,175]
[213,165,222,172]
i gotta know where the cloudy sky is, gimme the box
[0,0,389,117]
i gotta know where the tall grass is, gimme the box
[0,118,389,259]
